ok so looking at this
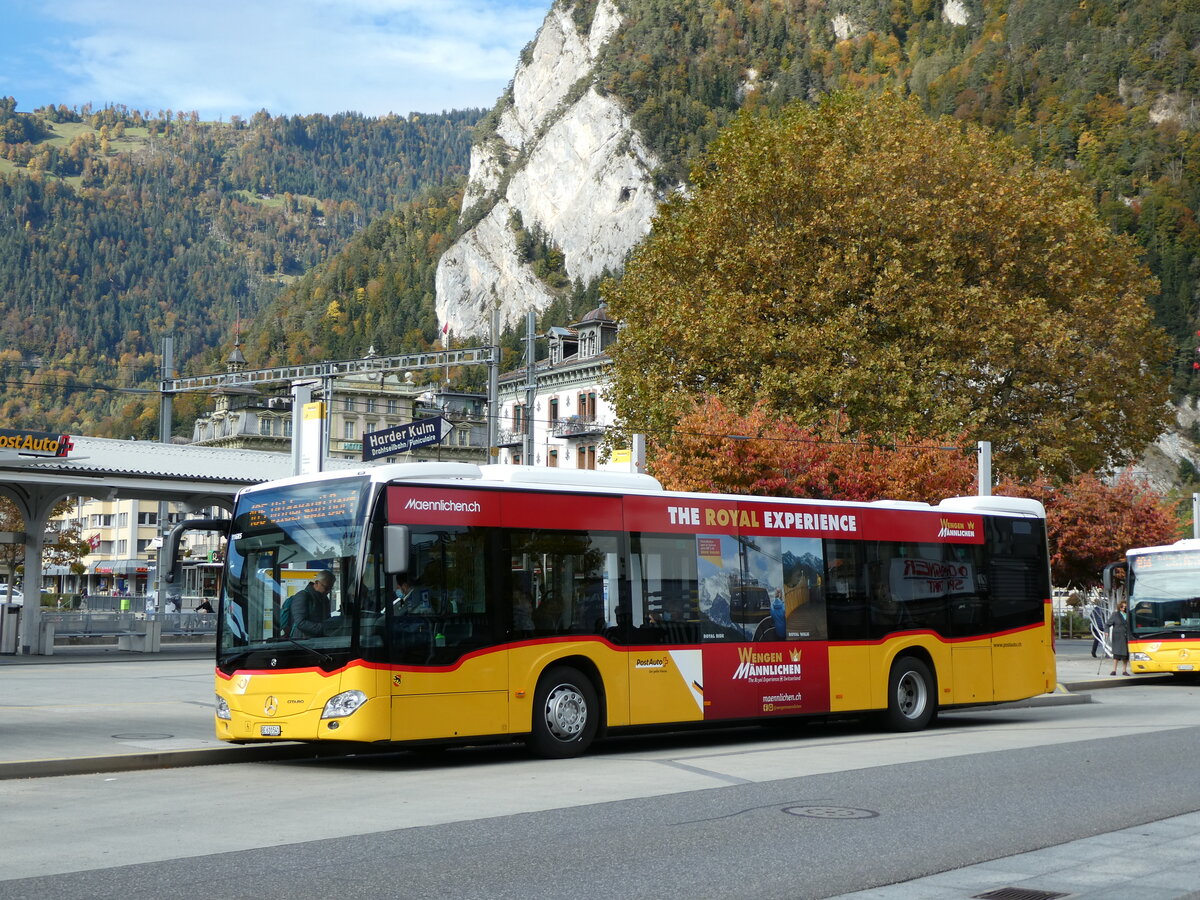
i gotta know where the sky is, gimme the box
[0,0,550,120]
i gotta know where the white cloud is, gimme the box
[8,0,549,117]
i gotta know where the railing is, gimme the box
[42,611,217,637]
[495,428,527,447]
[551,415,604,437]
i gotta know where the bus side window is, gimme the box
[987,518,1049,632]
[825,541,868,640]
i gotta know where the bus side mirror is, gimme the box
[384,525,410,575]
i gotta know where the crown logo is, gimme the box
[790,649,801,662]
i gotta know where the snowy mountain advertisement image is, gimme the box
[695,534,831,719]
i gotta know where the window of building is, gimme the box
[578,392,598,419]
[548,448,559,468]
[387,399,398,414]
[116,539,128,555]
[136,538,153,553]
[138,511,158,526]
[344,421,356,440]
[578,445,596,470]
[117,512,128,528]
[366,398,377,414]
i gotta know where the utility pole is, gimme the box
[155,337,174,619]
[488,304,500,460]
[977,441,992,496]
[524,311,536,465]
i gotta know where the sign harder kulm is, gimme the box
[362,416,453,462]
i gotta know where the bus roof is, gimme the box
[235,463,1044,518]
[1126,538,1200,557]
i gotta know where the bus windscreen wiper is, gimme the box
[286,638,333,665]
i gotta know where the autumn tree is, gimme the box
[649,396,976,503]
[997,473,1179,587]
[605,91,1170,481]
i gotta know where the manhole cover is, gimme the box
[972,888,1069,900]
[111,732,174,740]
[783,805,879,819]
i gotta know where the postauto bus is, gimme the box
[195,462,1054,758]
[1104,538,1200,675]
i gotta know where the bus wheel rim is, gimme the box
[897,671,926,718]
[544,683,587,740]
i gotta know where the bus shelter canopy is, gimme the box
[0,436,359,655]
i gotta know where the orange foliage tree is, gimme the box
[997,473,1179,587]
[646,397,977,503]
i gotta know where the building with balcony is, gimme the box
[190,345,487,464]
[497,304,637,472]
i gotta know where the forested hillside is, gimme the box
[0,99,479,435]
[270,0,1200,405]
[7,0,1200,441]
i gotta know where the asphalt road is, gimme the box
[4,677,1200,899]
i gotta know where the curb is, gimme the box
[0,742,362,781]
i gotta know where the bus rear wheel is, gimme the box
[884,657,936,732]
[528,665,599,759]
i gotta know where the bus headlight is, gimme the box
[322,690,367,719]
[216,694,231,720]
[1131,652,1151,661]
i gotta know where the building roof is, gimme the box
[0,437,360,505]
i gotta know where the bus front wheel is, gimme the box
[884,657,936,732]
[528,665,599,759]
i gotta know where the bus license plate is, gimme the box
[1178,665,1194,671]
[260,725,282,736]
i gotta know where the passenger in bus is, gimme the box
[604,604,632,643]
[534,593,565,632]
[285,570,334,638]
[511,586,534,635]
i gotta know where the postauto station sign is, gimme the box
[0,428,74,458]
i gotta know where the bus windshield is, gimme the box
[219,477,370,667]
[1128,550,1200,635]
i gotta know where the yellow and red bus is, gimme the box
[1104,539,1200,675]
[207,463,1054,757]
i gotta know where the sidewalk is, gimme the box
[0,642,334,778]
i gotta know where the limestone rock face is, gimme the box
[436,0,663,336]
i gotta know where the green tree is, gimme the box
[605,92,1171,480]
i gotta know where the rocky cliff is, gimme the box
[435,0,662,337]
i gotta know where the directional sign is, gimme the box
[362,416,454,462]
